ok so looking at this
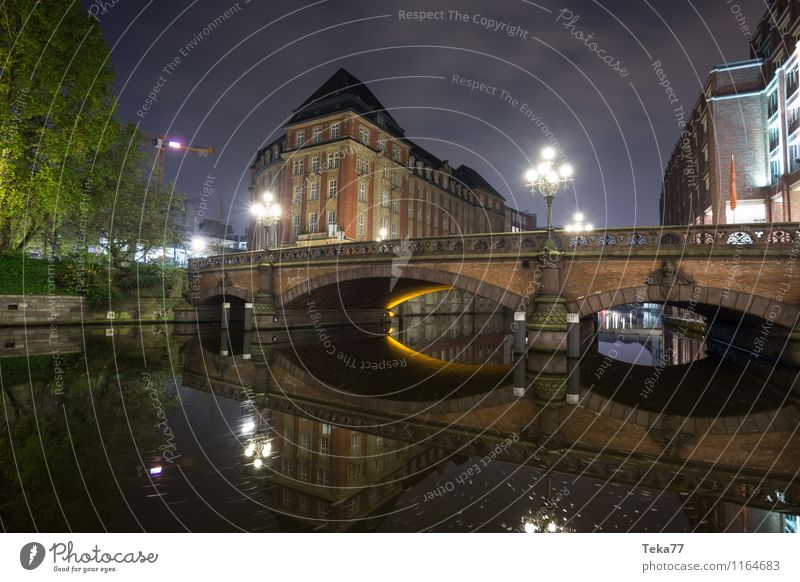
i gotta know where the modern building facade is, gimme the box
[661,0,800,225]
[249,68,535,248]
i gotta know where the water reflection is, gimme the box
[597,303,706,366]
[1,319,798,533]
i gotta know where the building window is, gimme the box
[329,122,340,139]
[391,223,397,238]
[311,156,320,173]
[408,202,414,218]
[319,435,330,454]
[292,214,301,236]
[769,126,780,152]
[299,462,309,482]
[789,108,800,135]
[327,210,336,226]
[768,90,779,118]
[317,500,328,518]
[357,213,365,238]
[312,127,322,143]
[292,159,304,175]
[391,198,399,213]
[326,152,340,169]
[298,494,309,512]
[357,156,370,175]
[282,489,291,507]
[294,185,303,203]
[317,468,330,487]
[417,207,423,223]
[359,126,369,145]
[295,131,305,148]
[310,181,319,200]
[380,216,388,229]
[351,433,360,453]
[770,159,781,183]
[328,178,337,197]
[381,189,388,207]
[358,182,367,202]
[788,67,799,98]
[308,213,318,232]
[378,135,386,151]
[392,145,401,162]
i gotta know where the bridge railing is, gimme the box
[188,223,800,271]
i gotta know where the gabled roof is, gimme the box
[453,164,504,200]
[289,68,405,136]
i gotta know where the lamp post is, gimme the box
[250,191,282,250]
[525,147,574,252]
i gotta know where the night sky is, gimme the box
[86,0,767,232]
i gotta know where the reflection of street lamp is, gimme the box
[377,227,387,242]
[564,212,593,233]
[520,507,571,533]
[525,147,573,252]
[251,190,281,250]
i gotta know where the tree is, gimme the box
[85,125,187,269]
[0,1,119,252]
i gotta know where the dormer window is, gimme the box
[359,126,370,145]
[296,131,305,148]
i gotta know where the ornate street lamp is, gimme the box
[564,212,593,234]
[525,147,574,252]
[250,191,282,250]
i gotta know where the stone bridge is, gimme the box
[187,223,800,403]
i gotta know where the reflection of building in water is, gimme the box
[266,411,443,531]
[394,313,512,364]
[397,288,503,316]
[597,304,706,366]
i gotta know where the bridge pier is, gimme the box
[254,264,279,328]
[527,252,569,407]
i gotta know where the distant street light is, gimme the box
[564,212,593,233]
[377,227,387,242]
[525,147,574,252]
[251,191,282,250]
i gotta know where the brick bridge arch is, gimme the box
[279,264,524,311]
[566,285,799,330]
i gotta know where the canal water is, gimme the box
[0,303,797,533]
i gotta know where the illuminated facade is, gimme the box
[249,68,535,247]
[661,0,800,225]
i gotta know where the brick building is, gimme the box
[249,68,535,248]
[661,0,800,225]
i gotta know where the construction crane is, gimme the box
[148,135,215,192]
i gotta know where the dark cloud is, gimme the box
[87,0,768,231]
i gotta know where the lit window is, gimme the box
[330,123,340,139]
[311,156,320,173]
[292,159,304,175]
[296,131,304,148]
[381,190,388,207]
[327,210,336,225]
[357,213,365,238]
[328,179,337,197]
[308,213,318,232]
[310,182,319,200]
[312,127,322,143]
[360,127,369,145]
[359,182,367,202]
[292,214,300,236]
